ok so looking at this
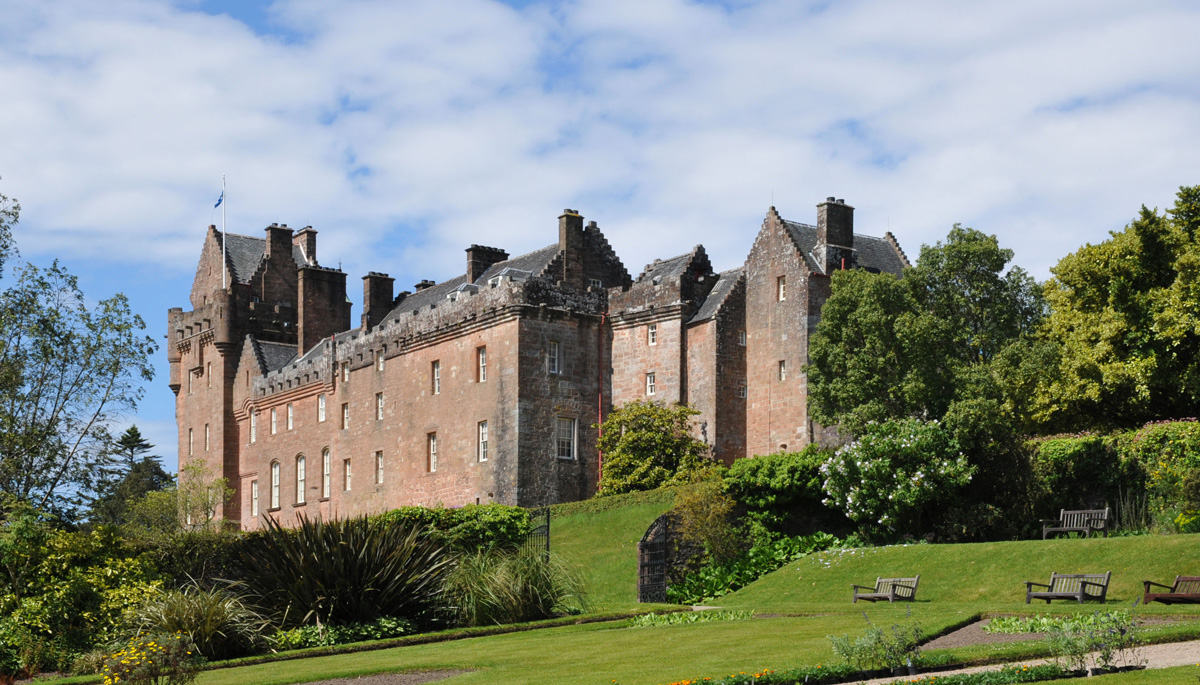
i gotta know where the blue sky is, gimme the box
[3,0,1200,470]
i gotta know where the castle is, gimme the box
[169,198,908,529]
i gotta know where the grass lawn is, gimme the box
[1053,664,1200,683]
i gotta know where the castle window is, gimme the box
[343,458,352,491]
[477,421,489,462]
[270,461,280,509]
[778,360,787,381]
[589,278,602,289]
[777,275,787,301]
[377,352,385,372]
[556,417,576,460]
[286,403,294,430]
[648,324,657,346]
[375,451,384,484]
[548,341,560,374]
[204,424,210,452]
[187,372,193,395]
[250,411,257,444]
[427,433,437,472]
[322,449,331,499]
[206,362,211,388]
[318,394,326,422]
[646,372,656,396]
[250,480,258,518]
[376,392,384,421]
[738,384,747,398]
[341,403,349,430]
[738,331,746,346]
[296,455,306,504]
[432,360,441,394]
[188,428,193,456]
[270,408,277,435]
[477,346,487,382]
[342,362,349,383]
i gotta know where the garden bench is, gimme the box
[1025,572,1111,604]
[852,576,919,603]
[1041,507,1110,539]
[1143,575,1200,605]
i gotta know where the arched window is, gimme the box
[270,461,280,509]
[322,449,331,499]
[296,455,307,504]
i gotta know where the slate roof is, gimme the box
[379,244,561,327]
[782,221,907,275]
[688,268,744,324]
[634,252,693,284]
[257,340,298,372]
[217,232,310,284]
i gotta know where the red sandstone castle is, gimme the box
[169,199,908,529]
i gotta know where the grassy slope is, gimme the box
[550,488,678,610]
[717,533,1200,615]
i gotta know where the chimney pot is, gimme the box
[826,196,835,202]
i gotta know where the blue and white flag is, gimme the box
[214,190,224,208]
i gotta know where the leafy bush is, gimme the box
[596,401,714,495]
[240,514,451,628]
[666,532,836,604]
[1116,419,1200,531]
[1031,435,1124,512]
[670,479,744,564]
[722,447,843,536]
[442,546,587,626]
[627,610,753,628]
[271,616,413,650]
[132,528,248,589]
[1044,611,1145,673]
[821,419,973,541]
[372,503,531,553]
[129,584,269,660]
[828,619,922,671]
[100,632,203,685]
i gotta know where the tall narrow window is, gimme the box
[296,455,306,504]
[188,372,193,395]
[556,417,576,460]
[341,403,349,430]
[204,424,210,451]
[646,372,656,396]
[738,330,747,346]
[427,433,438,472]
[250,480,259,517]
[477,421,489,462]
[250,411,257,444]
[270,408,277,435]
[738,383,747,398]
[376,392,384,421]
[548,341,560,374]
[778,360,787,381]
[322,449,331,499]
[477,346,487,382]
[377,351,385,372]
[286,403,294,430]
[777,275,787,301]
[188,428,193,456]
[270,461,280,509]
[648,324,657,345]
[317,394,326,422]
[206,361,212,388]
[375,451,384,484]
[343,458,352,491]
[342,362,349,383]
[431,360,441,394]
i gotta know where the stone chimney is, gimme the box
[293,226,318,265]
[414,279,436,291]
[466,245,509,283]
[559,209,584,251]
[815,198,857,273]
[362,272,395,330]
[265,223,294,259]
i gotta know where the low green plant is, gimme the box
[100,632,204,685]
[270,616,413,650]
[372,504,532,553]
[1044,610,1145,673]
[828,619,922,672]
[129,583,269,660]
[627,610,753,628]
[666,532,836,604]
[442,546,588,626]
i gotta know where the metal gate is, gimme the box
[637,513,670,603]
[524,506,550,560]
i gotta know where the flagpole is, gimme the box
[221,175,227,289]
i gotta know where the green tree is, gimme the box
[0,193,157,516]
[596,401,712,496]
[1038,185,1200,429]
[86,426,172,526]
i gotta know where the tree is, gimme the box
[0,192,157,516]
[86,427,173,526]
[596,401,713,496]
[1037,185,1200,429]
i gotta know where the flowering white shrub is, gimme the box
[820,419,973,539]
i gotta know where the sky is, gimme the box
[2,0,1199,471]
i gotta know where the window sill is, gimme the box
[293,502,307,508]
[318,497,329,503]
[267,507,280,513]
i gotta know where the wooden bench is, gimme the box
[1041,508,1110,539]
[1143,576,1200,605]
[852,576,919,603]
[1026,572,1111,604]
